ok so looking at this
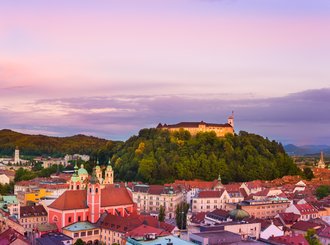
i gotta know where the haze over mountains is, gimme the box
[284,144,330,156]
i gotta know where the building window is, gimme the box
[68,217,72,223]
[87,231,93,236]
[94,230,99,235]
[74,233,79,238]
[96,188,98,193]
[81,231,86,237]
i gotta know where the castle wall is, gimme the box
[166,126,233,137]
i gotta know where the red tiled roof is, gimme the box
[98,214,174,234]
[197,190,225,198]
[190,212,207,224]
[20,205,47,218]
[291,220,322,232]
[48,190,88,210]
[245,180,264,189]
[295,203,318,214]
[224,183,242,192]
[318,226,330,239]
[39,184,69,189]
[244,217,272,230]
[99,214,142,232]
[174,179,218,190]
[126,224,169,238]
[278,212,300,225]
[269,234,308,245]
[0,228,29,244]
[135,215,175,233]
[0,170,15,177]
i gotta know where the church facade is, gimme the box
[48,162,135,231]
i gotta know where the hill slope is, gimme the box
[111,128,300,184]
[0,129,112,157]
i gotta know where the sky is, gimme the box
[0,0,330,145]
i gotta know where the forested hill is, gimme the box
[111,129,300,184]
[0,129,112,157]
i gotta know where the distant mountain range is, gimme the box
[284,144,330,156]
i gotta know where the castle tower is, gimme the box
[14,146,20,164]
[317,152,326,168]
[227,111,234,129]
[87,167,101,223]
[95,160,103,184]
[103,159,114,185]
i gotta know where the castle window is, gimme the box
[96,188,98,193]
[68,217,72,223]
[78,216,81,222]
[77,185,80,190]
[90,188,92,193]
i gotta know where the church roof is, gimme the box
[48,190,88,210]
[101,185,134,207]
[48,186,134,211]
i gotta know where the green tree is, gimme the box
[305,229,322,245]
[303,167,314,181]
[175,202,189,230]
[74,238,85,245]
[315,185,330,200]
[14,168,37,182]
[158,205,165,222]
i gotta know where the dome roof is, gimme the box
[70,174,80,183]
[229,204,249,221]
[78,164,88,175]
[107,165,112,170]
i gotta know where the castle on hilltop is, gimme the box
[157,112,234,137]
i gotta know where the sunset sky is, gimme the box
[1,0,330,144]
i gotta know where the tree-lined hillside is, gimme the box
[111,129,300,184]
[0,129,113,157]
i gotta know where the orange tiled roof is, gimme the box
[174,179,218,190]
[48,190,88,210]
[101,186,134,207]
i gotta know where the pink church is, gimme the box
[48,164,136,230]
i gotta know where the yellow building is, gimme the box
[20,188,52,206]
[157,114,234,137]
